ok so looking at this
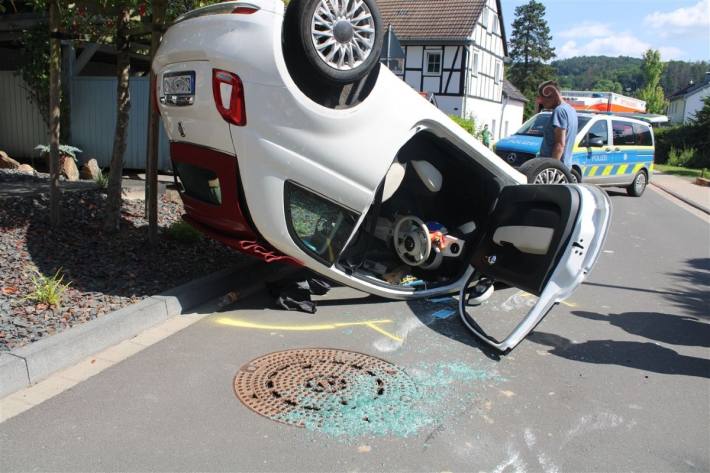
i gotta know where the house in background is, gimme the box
[667,72,710,124]
[377,0,525,140]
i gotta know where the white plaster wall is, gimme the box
[501,101,525,138]
[684,87,710,123]
[435,96,465,116]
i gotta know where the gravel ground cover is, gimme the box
[0,170,249,351]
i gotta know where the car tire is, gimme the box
[294,0,384,84]
[518,158,574,184]
[570,168,582,184]
[626,170,648,197]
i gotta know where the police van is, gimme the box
[494,112,655,196]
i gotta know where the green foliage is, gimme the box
[592,79,623,94]
[17,23,51,127]
[166,220,202,243]
[507,0,555,118]
[667,147,697,167]
[638,49,667,114]
[655,164,705,178]
[95,168,109,189]
[24,269,71,307]
[34,144,82,162]
[449,115,483,140]
[552,56,709,98]
[654,122,710,169]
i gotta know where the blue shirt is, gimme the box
[539,102,578,165]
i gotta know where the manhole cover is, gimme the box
[234,348,418,430]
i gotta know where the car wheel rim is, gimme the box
[635,173,646,193]
[533,168,569,184]
[311,0,376,71]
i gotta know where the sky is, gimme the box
[500,0,710,62]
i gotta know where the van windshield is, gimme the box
[515,114,591,137]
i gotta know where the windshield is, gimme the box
[514,114,592,137]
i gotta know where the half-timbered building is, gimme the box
[378,0,525,140]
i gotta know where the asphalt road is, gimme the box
[1,187,709,472]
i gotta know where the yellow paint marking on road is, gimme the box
[365,322,403,342]
[518,291,577,308]
[215,317,402,341]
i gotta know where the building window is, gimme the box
[481,8,489,29]
[492,17,499,34]
[471,51,479,76]
[494,61,501,84]
[424,51,442,75]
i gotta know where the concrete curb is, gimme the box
[650,181,710,215]
[0,259,262,398]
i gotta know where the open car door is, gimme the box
[459,184,611,352]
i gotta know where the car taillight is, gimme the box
[231,4,259,14]
[212,69,246,126]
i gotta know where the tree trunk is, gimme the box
[146,0,166,245]
[103,7,131,233]
[48,0,61,227]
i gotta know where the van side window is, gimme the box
[633,123,653,146]
[583,120,608,146]
[612,121,635,146]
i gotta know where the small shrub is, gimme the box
[166,221,202,244]
[24,269,71,307]
[95,168,109,189]
[449,115,483,140]
[34,144,82,163]
[667,147,696,167]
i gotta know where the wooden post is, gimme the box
[49,0,61,227]
[146,0,166,245]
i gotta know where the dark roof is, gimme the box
[503,79,527,102]
[669,75,710,100]
[377,0,485,42]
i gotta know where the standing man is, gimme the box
[481,124,491,148]
[537,80,577,166]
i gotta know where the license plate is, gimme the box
[162,71,195,106]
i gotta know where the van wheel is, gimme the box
[627,170,647,197]
[518,158,574,184]
[291,0,383,84]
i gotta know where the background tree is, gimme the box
[507,0,556,117]
[637,49,667,114]
[592,79,623,94]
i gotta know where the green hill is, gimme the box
[551,56,709,97]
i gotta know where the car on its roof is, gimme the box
[153,0,611,352]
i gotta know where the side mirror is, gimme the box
[588,136,605,148]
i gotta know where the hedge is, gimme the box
[654,124,710,168]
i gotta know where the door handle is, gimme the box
[604,147,612,152]
[614,147,620,152]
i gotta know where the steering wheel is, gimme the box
[393,216,432,267]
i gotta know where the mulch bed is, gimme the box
[0,170,249,352]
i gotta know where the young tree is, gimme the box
[508,0,556,116]
[48,0,61,227]
[638,49,667,114]
[103,4,132,232]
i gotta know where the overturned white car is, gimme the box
[153,0,611,352]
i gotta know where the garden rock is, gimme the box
[61,157,80,181]
[0,150,20,169]
[80,158,101,180]
[17,164,35,175]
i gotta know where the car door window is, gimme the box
[284,181,358,265]
[633,123,653,146]
[582,119,608,146]
[612,120,635,146]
